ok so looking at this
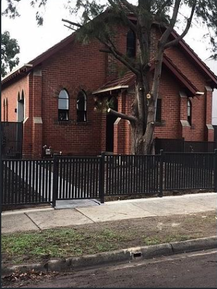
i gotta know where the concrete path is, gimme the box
[2,192,216,234]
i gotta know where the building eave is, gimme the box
[92,85,129,94]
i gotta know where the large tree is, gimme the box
[1,31,20,77]
[3,0,217,154]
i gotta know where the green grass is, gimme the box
[2,228,124,264]
[2,212,216,265]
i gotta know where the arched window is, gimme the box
[187,100,192,125]
[17,91,24,122]
[126,30,136,58]
[58,89,69,121]
[5,98,8,121]
[77,90,87,122]
[156,99,162,123]
[3,99,6,121]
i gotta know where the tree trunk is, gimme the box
[130,46,164,155]
[130,75,152,155]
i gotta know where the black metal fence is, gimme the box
[1,122,23,159]
[2,151,217,207]
[2,159,53,206]
[104,155,162,196]
[53,156,101,204]
[155,138,216,153]
[164,152,215,190]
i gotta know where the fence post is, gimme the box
[99,152,105,203]
[52,156,59,208]
[159,149,164,197]
[214,149,217,193]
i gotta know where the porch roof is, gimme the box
[92,71,135,94]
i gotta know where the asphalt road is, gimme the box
[3,249,217,288]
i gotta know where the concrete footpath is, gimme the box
[1,192,217,275]
[2,192,217,234]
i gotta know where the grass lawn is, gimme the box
[2,211,216,266]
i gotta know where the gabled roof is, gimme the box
[1,32,76,86]
[171,30,217,88]
[162,54,199,95]
[92,55,200,96]
[1,20,217,89]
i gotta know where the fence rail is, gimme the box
[2,159,53,205]
[2,151,217,207]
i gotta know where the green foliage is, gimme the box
[1,31,20,77]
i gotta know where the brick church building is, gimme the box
[1,21,217,158]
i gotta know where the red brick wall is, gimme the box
[1,77,29,122]
[40,38,107,156]
[2,26,214,157]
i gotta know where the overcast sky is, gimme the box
[2,0,217,123]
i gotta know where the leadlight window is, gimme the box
[58,89,69,121]
[156,99,162,122]
[187,100,192,125]
[126,30,136,58]
[77,90,87,122]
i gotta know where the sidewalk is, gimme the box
[2,192,216,234]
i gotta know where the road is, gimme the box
[3,249,217,288]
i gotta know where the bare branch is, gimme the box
[62,19,82,28]
[99,36,139,75]
[164,0,197,49]
[159,0,181,46]
[108,108,137,123]
[64,24,77,31]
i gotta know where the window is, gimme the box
[58,89,69,121]
[17,91,24,122]
[5,98,8,121]
[3,99,6,121]
[156,99,162,122]
[77,90,87,122]
[187,100,192,125]
[3,98,8,121]
[126,30,136,58]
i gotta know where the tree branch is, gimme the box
[62,19,82,28]
[119,0,137,15]
[107,0,137,33]
[159,0,181,46]
[108,108,137,123]
[99,36,139,75]
[64,24,77,31]
[164,0,197,49]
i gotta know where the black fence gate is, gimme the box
[1,122,23,159]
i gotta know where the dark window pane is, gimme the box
[58,110,69,121]
[77,91,87,122]
[156,99,162,122]
[127,30,136,58]
[187,100,192,125]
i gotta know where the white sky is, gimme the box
[2,0,217,123]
